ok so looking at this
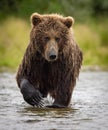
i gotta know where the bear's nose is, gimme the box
[49,50,57,60]
[50,54,56,60]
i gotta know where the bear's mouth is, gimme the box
[45,49,58,62]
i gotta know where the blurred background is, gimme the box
[0,0,108,71]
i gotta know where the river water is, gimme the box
[0,71,108,130]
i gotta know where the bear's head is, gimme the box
[30,13,74,62]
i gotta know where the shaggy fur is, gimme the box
[16,13,83,107]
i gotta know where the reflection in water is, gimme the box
[23,107,77,118]
[0,72,108,130]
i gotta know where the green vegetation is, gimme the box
[74,19,108,67]
[0,0,108,70]
[0,17,30,69]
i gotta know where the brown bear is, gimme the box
[16,13,83,108]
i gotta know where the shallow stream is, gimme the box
[0,71,108,130]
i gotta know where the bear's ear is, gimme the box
[31,13,42,26]
[63,16,74,28]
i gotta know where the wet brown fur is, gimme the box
[16,13,83,106]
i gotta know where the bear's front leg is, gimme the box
[47,90,72,108]
[20,79,44,107]
[47,72,74,108]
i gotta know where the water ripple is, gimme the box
[0,72,108,130]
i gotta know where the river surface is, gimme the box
[0,71,108,130]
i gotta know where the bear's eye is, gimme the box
[55,37,60,42]
[44,36,50,42]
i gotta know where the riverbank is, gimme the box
[0,66,108,73]
[0,17,108,69]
